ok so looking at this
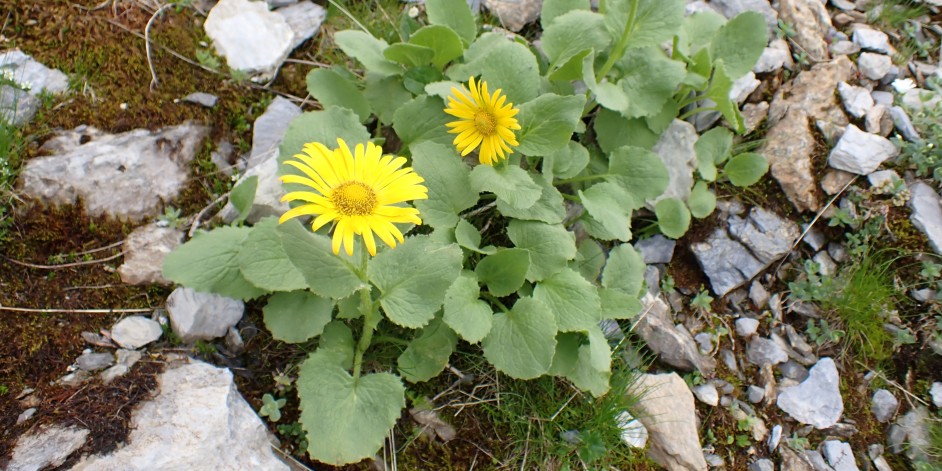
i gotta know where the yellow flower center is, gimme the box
[473,110,497,136]
[331,181,378,216]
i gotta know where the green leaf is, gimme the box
[229,175,257,225]
[398,316,458,383]
[688,181,717,219]
[443,271,494,343]
[482,297,558,379]
[384,43,435,68]
[694,127,733,181]
[403,66,444,95]
[724,152,769,187]
[678,10,727,57]
[469,164,542,210]
[368,236,463,329]
[298,356,405,465]
[613,46,686,119]
[496,173,565,224]
[655,197,691,238]
[542,0,591,27]
[475,248,531,297]
[163,226,267,300]
[454,218,496,254]
[393,95,452,148]
[410,142,478,229]
[534,268,602,332]
[550,327,611,396]
[279,219,366,299]
[578,182,636,242]
[516,94,586,157]
[507,220,577,282]
[608,145,670,202]
[236,217,307,292]
[541,11,611,75]
[550,48,594,82]
[306,68,372,123]
[426,0,477,44]
[333,30,402,76]
[571,239,606,283]
[409,25,465,69]
[310,321,355,369]
[544,140,590,181]
[263,291,334,344]
[600,287,643,319]
[424,80,463,100]
[704,61,745,134]
[710,11,766,79]
[279,107,371,165]
[447,33,540,104]
[364,74,413,124]
[594,109,658,154]
[603,0,684,50]
[601,244,645,297]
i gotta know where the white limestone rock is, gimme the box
[828,124,899,175]
[629,373,708,471]
[166,287,244,343]
[838,82,874,119]
[6,425,89,471]
[118,223,184,285]
[110,316,163,349]
[776,357,843,429]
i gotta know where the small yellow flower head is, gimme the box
[444,76,521,165]
[278,138,428,256]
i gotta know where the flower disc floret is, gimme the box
[278,138,428,256]
[444,76,521,165]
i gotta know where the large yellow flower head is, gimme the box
[444,76,521,166]
[278,138,428,257]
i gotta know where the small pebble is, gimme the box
[747,385,766,404]
[16,407,36,425]
[735,317,761,338]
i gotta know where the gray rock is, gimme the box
[720,348,741,378]
[813,251,837,276]
[693,383,720,406]
[828,124,899,175]
[931,382,942,407]
[731,72,761,104]
[182,92,218,108]
[822,441,859,471]
[635,293,716,375]
[711,0,778,32]
[0,85,40,126]
[616,411,648,448]
[889,106,921,141]
[768,424,782,452]
[852,28,891,54]
[749,281,770,308]
[908,181,942,255]
[755,46,790,74]
[830,0,856,10]
[901,88,942,113]
[887,423,906,454]
[16,407,36,425]
[635,234,676,264]
[838,82,874,119]
[781,446,817,471]
[116,348,143,368]
[268,0,298,7]
[761,109,822,212]
[821,169,855,195]
[802,224,827,251]
[736,317,761,337]
[804,449,834,471]
[871,90,894,106]
[71,361,289,471]
[76,351,115,371]
[747,336,789,366]
[865,104,893,136]
[694,332,713,354]
[101,364,130,383]
[750,459,775,471]
[912,288,937,302]
[110,316,162,349]
[777,357,843,429]
[871,389,898,423]
[220,96,300,224]
[828,242,848,263]
[742,101,769,134]
[166,287,244,343]
[118,223,184,285]
[770,56,853,125]
[748,385,766,403]
[704,453,724,468]
[482,0,541,32]
[858,53,893,81]
[629,373,709,471]
[784,324,815,358]
[691,229,766,296]
[276,1,328,50]
[6,425,89,471]
[829,40,860,56]
[0,49,70,95]
[19,123,208,221]
[650,120,699,204]
[777,0,832,61]
[729,206,801,263]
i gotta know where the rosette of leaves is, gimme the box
[162,0,770,465]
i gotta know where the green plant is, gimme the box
[868,0,927,30]
[805,319,844,347]
[157,206,184,229]
[259,393,287,422]
[161,0,770,465]
[194,339,216,355]
[195,48,221,70]
[690,288,713,314]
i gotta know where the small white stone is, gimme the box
[828,124,900,175]
[858,53,893,81]
[735,317,761,337]
[853,28,891,54]
[838,81,874,119]
[813,251,837,276]
[931,382,942,407]
[692,383,720,406]
[616,411,648,448]
[110,316,163,349]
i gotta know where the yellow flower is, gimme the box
[278,138,428,256]
[444,76,521,165]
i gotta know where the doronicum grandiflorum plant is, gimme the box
[163,0,770,465]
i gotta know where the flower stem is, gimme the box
[596,0,640,80]
[481,292,510,313]
[352,288,379,380]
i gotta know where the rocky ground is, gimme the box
[2,0,942,470]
